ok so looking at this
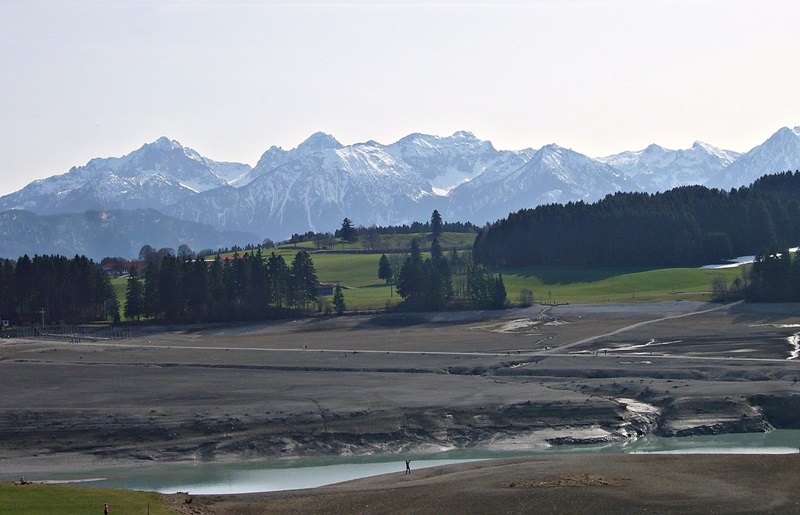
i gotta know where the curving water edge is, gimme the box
[6,430,800,495]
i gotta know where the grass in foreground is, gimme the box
[0,483,172,515]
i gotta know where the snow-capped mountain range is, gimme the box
[1,125,800,258]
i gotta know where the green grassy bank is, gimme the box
[0,483,172,515]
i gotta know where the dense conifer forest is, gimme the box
[745,248,800,303]
[473,171,800,268]
[0,254,118,324]
[124,249,320,323]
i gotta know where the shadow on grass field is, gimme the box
[503,265,660,285]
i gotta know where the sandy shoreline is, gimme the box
[165,453,800,514]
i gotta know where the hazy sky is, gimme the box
[2,0,799,196]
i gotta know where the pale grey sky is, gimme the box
[1,0,799,196]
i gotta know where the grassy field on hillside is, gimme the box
[113,257,746,313]
[321,261,745,310]
[499,266,745,306]
[0,483,172,515]
[112,233,749,313]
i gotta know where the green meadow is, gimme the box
[316,259,745,310]
[273,232,748,309]
[113,233,748,313]
[0,483,172,515]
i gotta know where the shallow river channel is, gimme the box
[8,430,800,494]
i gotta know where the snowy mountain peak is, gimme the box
[451,130,479,142]
[536,143,572,159]
[704,127,800,190]
[757,126,800,150]
[3,125,800,245]
[297,132,342,153]
[644,143,666,153]
[150,136,181,150]
[689,141,740,163]
[538,143,562,153]
[770,126,800,141]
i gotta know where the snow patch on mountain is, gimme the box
[598,141,741,192]
[706,126,800,190]
[3,125,800,242]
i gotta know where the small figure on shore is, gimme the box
[104,502,109,514]
[405,459,411,475]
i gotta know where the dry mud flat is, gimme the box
[173,454,800,514]
[1,300,800,475]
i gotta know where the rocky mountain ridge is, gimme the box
[1,126,799,259]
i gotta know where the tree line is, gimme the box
[285,210,476,248]
[0,254,118,325]
[379,211,507,311]
[473,170,800,268]
[744,247,800,302]
[124,249,319,323]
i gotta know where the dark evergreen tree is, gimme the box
[492,274,507,309]
[466,265,506,310]
[142,260,160,319]
[425,237,452,310]
[333,283,346,315]
[338,218,357,244]
[267,252,290,309]
[378,254,393,284]
[0,260,14,323]
[291,250,319,310]
[430,209,443,237]
[124,267,144,321]
[396,239,425,308]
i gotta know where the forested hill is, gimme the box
[473,170,800,268]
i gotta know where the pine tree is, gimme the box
[425,237,452,310]
[378,254,393,284]
[397,239,425,308]
[124,267,144,321]
[466,265,505,309]
[431,209,443,237]
[291,250,319,310]
[333,283,346,315]
[339,218,357,244]
[492,274,507,309]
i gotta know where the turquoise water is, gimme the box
[12,430,800,494]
